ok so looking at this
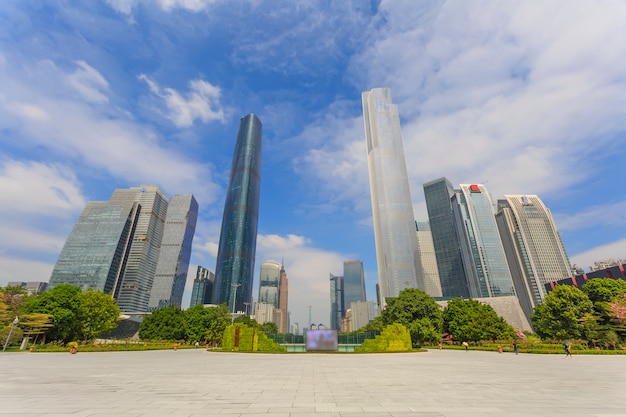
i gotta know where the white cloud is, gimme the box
[570,238,626,272]
[139,74,225,127]
[0,256,54,286]
[67,61,110,103]
[0,160,85,216]
[555,201,626,232]
[106,0,217,14]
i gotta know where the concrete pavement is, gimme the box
[1,349,625,417]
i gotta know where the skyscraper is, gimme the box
[149,195,198,310]
[415,221,443,297]
[343,260,366,309]
[329,273,344,330]
[362,88,422,306]
[50,185,197,313]
[213,114,262,313]
[496,195,572,320]
[189,266,214,307]
[277,262,289,333]
[452,184,515,298]
[423,177,469,298]
[258,261,280,308]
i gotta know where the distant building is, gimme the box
[424,177,469,298]
[329,273,344,330]
[496,195,571,321]
[213,114,262,313]
[343,260,366,310]
[415,221,443,297]
[362,88,423,306]
[258,261,280,308]
[350,300,378,331]
[189,266,214,307]
[452,184,515,298]
[255,302,275,325]
[589,259,626,272]
[545,263,626,293]
[277,263,289,333]
[6,281,48,294]
[149,195,198,310]
[49,185,197,312]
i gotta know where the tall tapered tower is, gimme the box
[362,88,422,307]
[213,114,262,313]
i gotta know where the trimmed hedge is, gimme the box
[356,323,412,352]
[222,324,286,352]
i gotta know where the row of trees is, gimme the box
[531,278,626,346]
[363,288,515,346]
[1,284,120,344]
[138,304,279,344]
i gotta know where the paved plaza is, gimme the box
[1,349,625,417]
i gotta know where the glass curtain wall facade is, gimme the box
[149,195,198,310]
[423,177,469,298]
[49,199,140,294]
[343,260,366,308]
[452,184,515,298]
[496,195,572,320]
[258,261,280,308]
[362,88,422,306]
[329,273,344,330]
[213,114,262,313]
[277,263,289,333]
[190,266,214,307]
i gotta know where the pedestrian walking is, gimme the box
[564,342,573,358]
[462,341,469,351]
[513,342,518,355]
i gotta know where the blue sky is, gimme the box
[1,0,625,330]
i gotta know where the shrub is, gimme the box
[356,323,412,352]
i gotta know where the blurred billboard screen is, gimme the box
[305,329,338,351]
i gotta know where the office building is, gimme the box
[350,300,378,331]
[329,273,344,330]
[6,282,48,294]
[258,261,280,308]
[343,260,366,309]
[415,221,443,297]
[254,302,274,325]
[452,184,515,298]
[189,266,214,307]
[423,177,469,298]
[496,195,572,319]
[213,114,262,313]
[362,88,422,306]
[277,262,289,333]
[149,195,198,310]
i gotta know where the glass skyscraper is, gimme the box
[190,266,214,307]
[362,88,422,306]
[213,114,262,313]
[423,177,469,298]
[149,194,198,310]
[452,184,515,298]
[50,185,197,313]
[343,260,366,310]
[415,221,443,297]
[496,195,572,320]
[258,261,280,308]
[329,273,344,330]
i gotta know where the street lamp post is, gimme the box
[231,283,241,324]
[2,316,19,352]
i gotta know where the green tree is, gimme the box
[380,288,443,345]
[582,278,626,303]
[1,286,30,322]
[21,313,54,345]
[259,321,278,334]
[184,304,213,342]
[80,290,120,340]
[23,284,83,343]
[443,298,515,342]
[233,314,257,326]
[531,285,593,340]
[139,305,186,340]
[204,304,230,345]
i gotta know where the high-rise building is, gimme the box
[496,195,572,319]
[415,221,443,297]
[329,273,344,330]
[350,300,378,331]
[189,266,214,307]
[213,114,262,313]
[362,88,422,306]
[254,302,274,325]
[423,177,468,298]
[277,262,289,333]
[50,185,196,312]
[452,184,515,298]
[149,195,198,310]
[343,260,366,309]
[258,261,280,308]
